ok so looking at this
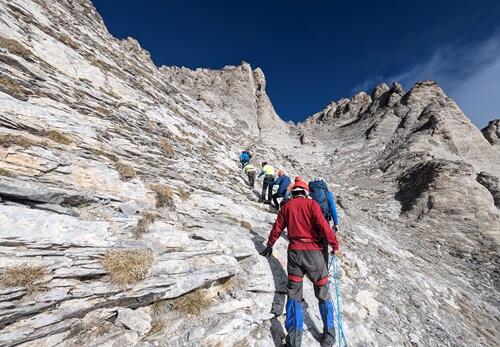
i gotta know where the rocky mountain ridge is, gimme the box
[161,63,285,135]
[0,1,499,347]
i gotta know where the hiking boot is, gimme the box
[319,332,335,347]
[285,331,302,347]
[263,200,271,205]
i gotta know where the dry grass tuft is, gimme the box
[59,33,80,49]
[0,134,34,148]
[133,218,149,239]
[234,340,252,347]
[142,212,157,224]
[133,212,157,239]
[0,168,13,177]
[94,106,111,116]
[68,320,112,342]
[158,138,175,157]
[1,264,46,295]
[0,35,31,57]
[218,276,241,293]
[0,75,25,98]
[44,129,72,145]
[93,322,112,338]
[150,300,168,316]
[171,288,212,315]
[67,322,86,339]
[200,142,212,155]
[115,162,136,181]
[101,249,154,286]
[150,184,174,208]
[148,319,166,335]
[240,221,253,231]
[177,187,191,201]
[91,148,118,162]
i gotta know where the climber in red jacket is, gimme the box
[260,180,339,347]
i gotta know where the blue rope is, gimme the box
[328,256,348,347]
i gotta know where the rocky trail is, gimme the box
[1,0,499,346]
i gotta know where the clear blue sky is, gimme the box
[93,0,500,127]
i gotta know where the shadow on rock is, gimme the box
[250,230,287,346]
[302,301,322,342]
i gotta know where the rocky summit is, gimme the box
[0,1,499,347]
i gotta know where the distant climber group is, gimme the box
[239,150,341,347]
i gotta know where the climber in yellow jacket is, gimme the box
[258,162,275,203]
[243,163,257,189]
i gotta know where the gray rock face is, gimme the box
[161,62,284,135]
[116,308,151,335]
[482,119,500,146]
[477,172,500,208]
[299,80,500,346]
[0,1,498,347]
[119,200,139,216]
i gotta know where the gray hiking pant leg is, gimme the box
[286,251,305,347]
[248,172,255,188]
[261,175,274,201]
[287,251,304,301]
[267,180,274,201]
[300,251,335,341]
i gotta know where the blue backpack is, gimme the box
[240,152,250,162]
[309,180,331,221]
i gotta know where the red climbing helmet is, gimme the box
[292,181,309,193]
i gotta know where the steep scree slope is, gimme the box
[0,1,499,347]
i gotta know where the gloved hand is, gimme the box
[260,245,273,257]
[333,225,339,233]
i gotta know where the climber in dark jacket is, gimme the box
[258,162,275,203]
[271,170,291,209]
[261,181,339,347]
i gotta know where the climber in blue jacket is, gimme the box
[327,190,339,232]
[239,150,251,168]
[271,170,291,209]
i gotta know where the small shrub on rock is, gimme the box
[0,134,33,148]
[133,218,149,239]
[101,249,154,286]
[142,212,157,224]
[0,168,13,177]
[1,264,46,295]
[158,138,175,157]
[171,289,212,315]
[0,76,24,98]
[177,187,190,201]
[133,212,157,239]
[150,300,168,316]
[44,129,72,145]
[148,319,166,335]
[115,162,136,181]
[240,221,252,230]
[0,35,31,58]
[59,33,80,49]
[150,184,174,208]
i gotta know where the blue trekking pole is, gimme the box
[328,255,348,347]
